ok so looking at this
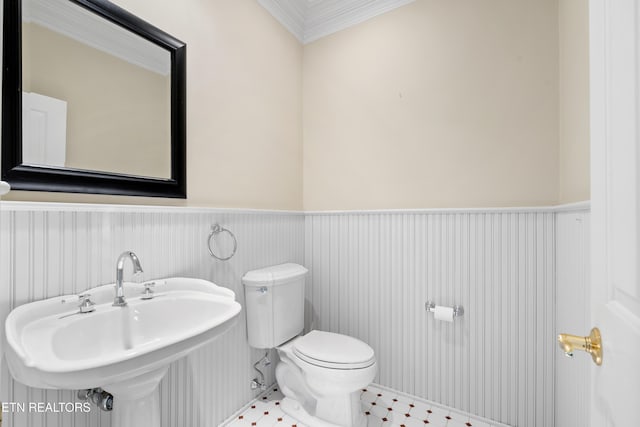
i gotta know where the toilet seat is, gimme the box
[292,330,375,370]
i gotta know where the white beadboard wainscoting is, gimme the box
[305,209,560,427]
[0,202,305,427]
[555,209,590,427]
[0,201,591,427]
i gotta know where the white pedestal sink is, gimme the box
[4,277,241,427]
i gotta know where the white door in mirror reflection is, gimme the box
[22,91,66,168]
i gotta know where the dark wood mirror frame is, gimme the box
[1,0,186,198]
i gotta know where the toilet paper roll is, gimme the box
[434,305,454,322]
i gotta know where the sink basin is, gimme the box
[5,277,241,426]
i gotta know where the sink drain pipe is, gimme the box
[77,388,113,411]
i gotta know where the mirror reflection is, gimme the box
[21,0,172,179]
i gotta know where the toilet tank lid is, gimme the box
[242,263,308,286]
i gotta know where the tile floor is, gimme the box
[221,384,510,427]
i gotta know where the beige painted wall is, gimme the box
[558,0,590,203]
[5,0,590,209]
[23,22,172,179]
[6,0,303,209]
[303,0,560,209]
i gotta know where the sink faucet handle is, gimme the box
[141,281,156,300]
[78,293,92,302]
[78,294,96,313]
[142,280,165,288]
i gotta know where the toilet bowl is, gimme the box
[275,330,377,427]
[242,263,377,427]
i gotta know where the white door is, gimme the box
[590,0,640,425]
[22,91,67,168]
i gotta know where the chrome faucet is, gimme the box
[113,251,144,307]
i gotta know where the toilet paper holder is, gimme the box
[425,300,464,318]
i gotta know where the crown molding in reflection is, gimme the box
[23,0,170,75]
[258,0,415,44]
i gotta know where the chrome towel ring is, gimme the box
[207,224,237,261]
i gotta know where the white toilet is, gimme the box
[243,263,377,427]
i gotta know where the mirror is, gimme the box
[2,0,186,198]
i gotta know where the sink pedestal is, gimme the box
[106,366,169,427]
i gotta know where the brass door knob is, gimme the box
[557,327,603,366]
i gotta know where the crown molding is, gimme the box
[258,0,415,44]
[303,0,415,43]
[257,0,306,42]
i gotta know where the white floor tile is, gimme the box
[366,415,384,427]
[391,401,413,415]
[386,407,410,424]
[244,407,267,423]
[370,403,389,419]
[277,414,300,426]
[362,400,375,412]
[219,384,511,427]
[407,401,429,417]
[259,413,285,427]
[375,393,397,408]
[393,394,415,407]
[426,406,450,424]
[402,417,429,427]
[226,418,253,427]
[361,390,378,404]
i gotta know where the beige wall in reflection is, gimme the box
[22,22,171,179]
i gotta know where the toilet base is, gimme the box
[280,397,366,427]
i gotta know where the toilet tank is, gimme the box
[242,263,308,349]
